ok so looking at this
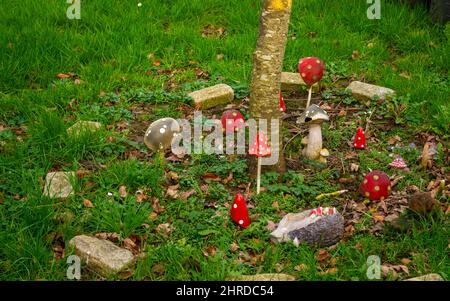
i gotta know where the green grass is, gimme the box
[0,0,449,280]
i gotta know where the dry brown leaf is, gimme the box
[123,238,137,253]
[294,264,309,272]
[266,220,277,232]
[388,135,401,145]
[321,267,338,275]
[179,189,195,201]
[149,212,158,221]
[136,191,148,203]
[230,241,239,252]
[401,258,412,265]
[272,201,279,210]
[83,199,94,208]
[203,245,217,257]
[355,242,363,251]
[316,249,331,262]
[119,185,127,198]
[156,223,172,235]
[56,73,74,79]
[166,184,180,198]
[203,173,221,182]
[151,198,165,213]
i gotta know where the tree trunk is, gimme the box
[249,0,292,174]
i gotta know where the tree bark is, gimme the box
[249,0,292,174]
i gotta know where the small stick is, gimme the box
[315,189,348,200]
[256,156,261,194]
[306,86,313,108]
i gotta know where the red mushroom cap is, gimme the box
[353,127,366,149]
[221,110,245,134]
[230,193,251,228]
[359,170,391,201]
[280,91,286,112]
[389,156,407,169]
[249,131,271,157]
[298,57,325,86]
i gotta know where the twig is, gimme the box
[315,190,348,200]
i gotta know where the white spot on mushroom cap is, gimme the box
[160,128,166,134]
[233,204,237,209]
[239,220,244,225]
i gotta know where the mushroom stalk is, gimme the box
[256,156,261,194]
[304,124,322,160]
[306,86,313,108]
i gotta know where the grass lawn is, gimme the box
[0,0,449,280]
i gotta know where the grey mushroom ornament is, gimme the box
[297,104,330,163]
[144,118,181,163]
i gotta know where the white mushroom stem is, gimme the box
[306,86,313,108]
[304,123,323,160]
[256,156,261,194]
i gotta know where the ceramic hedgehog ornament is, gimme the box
[297,104,330,163]
[271,207,344,247]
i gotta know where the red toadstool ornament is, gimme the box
[359,170,391,201]
[298,57,325,108]
[230,193,251,228]
[221,109,245,134]
[249,131,271,194]
[389,156,408,170]
[280,91,286,112]
[353,127,366,150]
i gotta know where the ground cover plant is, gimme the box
[0,0,449,280]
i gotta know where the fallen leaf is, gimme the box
[266,220,277,232]
[203,173,221,182]
[179,189,195,201]
[372,213,385,222]
[123,238,138,253]
[272,201,279,210]
[388,135,401,145]
[355,242,363,251]
[56,73,74,79]
[83,199,94,208]
[316,249,331,262]
[294,264,309,272]
[166,184,180,198]
[149,212,158,221]
[151,198,165,213]
[119,185,127,198]
[203,245,217,257]
[74,79,81,85]
[351,50,360,60]
[156,223,172,235]
[230,241,239,252]
[321,267,338,275]
[401,258,412,265]
[350,163,359,172]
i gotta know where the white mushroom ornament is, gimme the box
[297,104,330,163]
[144,118,181,163]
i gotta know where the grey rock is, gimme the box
[227,273,296,281]
[188,84,234,109]
[67,121,101,136]
[404,273,444,281]
[69,235,135,277]
[43,172,75,198]
[271,209,344,248]
[346,81,395,101]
